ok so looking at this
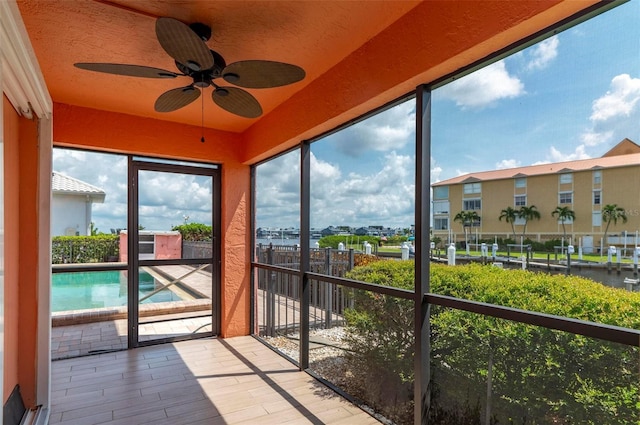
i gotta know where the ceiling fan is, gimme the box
[74,17,305,118]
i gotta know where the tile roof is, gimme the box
[52,172,106,201]
[433,152,640,187]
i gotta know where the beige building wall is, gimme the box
[434,164,640,247]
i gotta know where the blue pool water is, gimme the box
[52,271,183,312]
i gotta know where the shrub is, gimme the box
[383,234,409,245]
[343,261,640,425]
[344,260,415,423]
[353,253,384,267]
[51,235,119,264]
[172,223,212,241]
[318,234,379,248]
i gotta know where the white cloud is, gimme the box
[53,149,220,232]
[495,159,521,170]
[53,149,129,232]
[431,157,442,183]
[547,145,591,162]
[531,160,551,166]
[579,74,640,151]
[590,74,640,122]
[254,150,417,229]
[307,151,415,228]
[580,129,614,147]
[439,60,525,109]
[526,36,559,71]
[331,101,415,157]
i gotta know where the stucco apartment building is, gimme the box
[432,139,640,250]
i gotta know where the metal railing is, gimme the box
[253,248,640,424]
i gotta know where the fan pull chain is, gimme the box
[200,91,205,143]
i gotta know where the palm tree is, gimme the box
[454,210,480,248]
[518,205,541,240]
[551,206,575,243]
[498,207,518,241]
[602,204,627,246]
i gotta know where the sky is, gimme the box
[54,2,639,233]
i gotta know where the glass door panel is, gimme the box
[131,163,219,345]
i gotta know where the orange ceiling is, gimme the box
[17,0,606,161]
[17,0,421,133]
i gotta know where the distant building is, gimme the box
[432,139,640,251]
[51,172,106,236]
[321,226,339,236]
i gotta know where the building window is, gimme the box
[515,178,526,188]
[463,199,481,210]
[593,170,601,184]
[434,217,448,230]
[433,186,449,199]
[463,182,481,194]
[593,190,601,205]
[433,200,449,214]
[559,173,573,184]
[559,192,573,204]
[514,195,526,206]
[592,211,602,226]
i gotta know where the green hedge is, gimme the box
[52,235,119,264]
[172,223,212,241]
[344,261,640,425]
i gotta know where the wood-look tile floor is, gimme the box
[49,336,380,425]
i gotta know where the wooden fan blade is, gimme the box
[155,86,200,112]
[212,87,262,118]
[222,60,305,88]
[155,17,213,71]
[74,63,179,78]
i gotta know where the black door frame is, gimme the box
[127,156,221,348]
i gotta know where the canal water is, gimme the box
[488,256,639,291]
[534,264,639,291]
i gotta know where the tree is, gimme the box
[517,205,540,240]
[454,210,480,248]
[602,204,627,246]
[498,207,518,240]
[551,206,575,243]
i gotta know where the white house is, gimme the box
[51,172,106,236]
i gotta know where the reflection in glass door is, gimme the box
[129,159,220,346]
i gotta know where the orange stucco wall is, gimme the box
[3,95,40,407]
[53,103,250,337]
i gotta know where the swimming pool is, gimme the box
[51,270,184,312]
